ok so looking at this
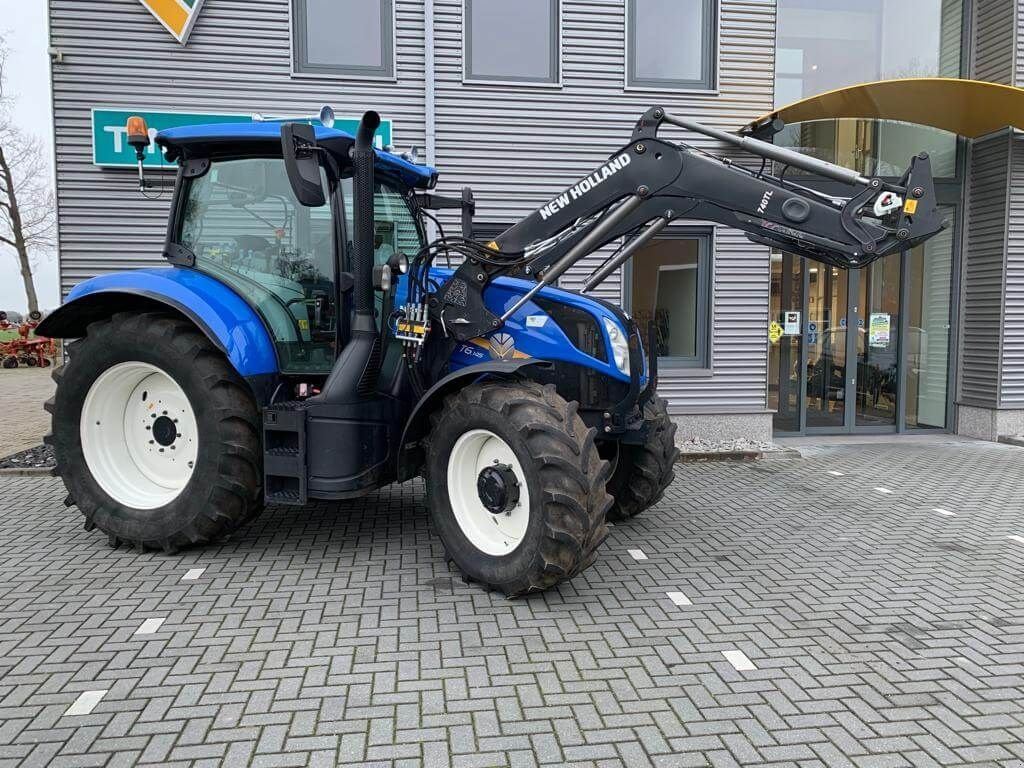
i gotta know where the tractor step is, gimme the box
[263,401,308,505]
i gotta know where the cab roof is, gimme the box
[156,121,438,190]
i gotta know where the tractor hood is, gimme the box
[156,122,438,190]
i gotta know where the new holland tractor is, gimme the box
[38,108,944,595]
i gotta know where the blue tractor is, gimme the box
[39,108,944,595]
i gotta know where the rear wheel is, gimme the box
[605,395,678,522]
[2,356,17,369]
[46,312,263,552]
[425,380,611,596]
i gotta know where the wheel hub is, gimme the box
[477,463,520,514]
[151,415,178,447]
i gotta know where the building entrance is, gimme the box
[769,215,954,434]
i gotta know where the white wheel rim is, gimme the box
[80,362,199,510]
[447,429,531,557]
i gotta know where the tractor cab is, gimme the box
[155,121,436,379]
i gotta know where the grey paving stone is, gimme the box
[0,439,1023,766]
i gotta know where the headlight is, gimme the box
[603,317,630,375]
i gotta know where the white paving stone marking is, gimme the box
[722,650,756,671]
[182,568,206,581]
[135,618,166,635]
[666,591,691,606]
[64,690,107,717]
[933,508,955,516]
[628,549,648,560]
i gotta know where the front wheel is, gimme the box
[425,380,612,596]
[605,395,678,521]
[46,312,264,552]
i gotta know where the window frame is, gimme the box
[624,0,719,93]
[291,0,397,81]
[462,0,562,87]
[622,227,714,372]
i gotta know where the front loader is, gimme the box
[39,106,944,596]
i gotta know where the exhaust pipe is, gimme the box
[350,110,381,331]
[321,111,383,402]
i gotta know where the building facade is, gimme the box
[46,0,1024,442]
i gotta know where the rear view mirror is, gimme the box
[281,122,325,207]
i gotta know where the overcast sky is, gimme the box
[1,1,59,313]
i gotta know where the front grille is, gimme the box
[533,298,607,363]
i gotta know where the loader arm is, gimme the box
[427,106,945,341]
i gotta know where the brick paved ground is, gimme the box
[0,367,55,456]
[1,438,1023,767]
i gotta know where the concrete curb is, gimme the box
[997,435,1024,448]
[677,450,762,463]
[0,466,55,477]
[676,448,802,463]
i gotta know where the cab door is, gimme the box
[178,156,341,374]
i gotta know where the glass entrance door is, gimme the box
[854,255,901,428]
[769,210,954,435]
[806,264,849,430]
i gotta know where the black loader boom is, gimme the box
[429,106,945,341]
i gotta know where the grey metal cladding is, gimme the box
[960,133,1009,408]
[971,0,1015,85]
[432,0,775,414]
[49,0,428,293]
[1003,136,1024,406]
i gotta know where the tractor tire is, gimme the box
[45,312,263,553]
[425,380,612,597]
[604,395,678,522]
[22,357,37,367]
[2,356,17,369]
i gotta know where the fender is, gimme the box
[36,267,279,378]
[395,358,549,480]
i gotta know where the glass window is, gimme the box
[180,158,339,374]
[768,251,803,433]
[775,0,962,177]
[628,234,711,367]
[293,0,394,78]
[341,178,424,324]
[906,207,954,428]
[465,0,559,83]
[627,0,716,90]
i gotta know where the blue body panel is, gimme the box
[156,122,438,189]
[399,268,646,386]
[62,265,641,386]
[65,268,279,377]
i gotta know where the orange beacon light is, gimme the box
[126,116,151,191]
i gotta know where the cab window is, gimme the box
[179,158,338,374]
[341,177,423,267]
[341,177,424,324]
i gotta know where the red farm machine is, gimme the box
[0,311,57,369]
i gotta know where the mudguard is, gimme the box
[395,359,548,480]
[36,267,279,377]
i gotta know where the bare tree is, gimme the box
[0,43,55,314]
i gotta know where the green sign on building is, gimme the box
[91,109,394,168]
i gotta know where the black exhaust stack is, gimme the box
[321,110,382,402]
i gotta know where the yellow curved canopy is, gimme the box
[742,78,1024,138]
